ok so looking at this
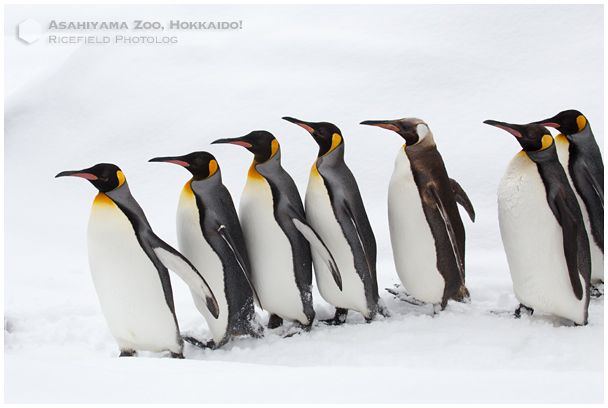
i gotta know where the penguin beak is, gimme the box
[149,156,190,167]
[483,120,523,138]
[282,116,316,134]
[55,170,98,180]
[360,120,401,133]
[530,116,561,129]
[211,136,253,148]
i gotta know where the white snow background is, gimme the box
[4,4,604,404]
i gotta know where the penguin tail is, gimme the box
[452,285,471,303]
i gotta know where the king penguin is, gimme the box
[282,117,387,324]
[212,131,342,331]
[149,152,263,348]
[484,120,591,325]
[533,110,603,284]
[360,118,474,312]
[56,163,219,357]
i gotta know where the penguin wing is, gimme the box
[449,178,476,222]
[148,236,220,318]
[427,185,466,284]
[582,161,604,208]
[341,199,376,286]
[288,208,343,290]
[552,194,584,300]
[216,224,263,308]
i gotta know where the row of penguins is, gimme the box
[56,110,603,358]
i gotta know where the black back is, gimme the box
[404,142,467,306]
[564,124,604,252]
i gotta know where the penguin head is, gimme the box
[282,117,343,157]
[533,109,588,135]
[360,118,432,147]
[149,151,220,181]
[55,163,126,192]
[484,120,554,152]
[212,131,279,163]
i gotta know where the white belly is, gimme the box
[388,147,444,304]
[498,152,587,325]
[305,167,369,317]
[556,136,603,282]
[176,185,229,344]
[87,194,181,353]
[239,176,308,324]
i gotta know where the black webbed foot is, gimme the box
[590,284,603,298]
[321,308,348,326]
[183,336,216,349]
[514,303,534,319]
[267,314,284,329]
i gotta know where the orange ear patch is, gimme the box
[208,160,218,178]
[576,115,587,132]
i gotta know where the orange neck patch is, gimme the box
[248,163,265,181]
[181,180,195,199]
[310,159,321,178]
[92,192,115,207]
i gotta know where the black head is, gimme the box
[360,117,431,147]
[533,109,587,135]
[484,120,554,152]
[282,117,343,157]
[55,163,126,192]
[212,131,279,163]
[149,151,220,181]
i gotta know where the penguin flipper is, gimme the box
[582,161,604,208]
[449,178,475,222]
[552,194,584,301]
[341,200,376,286]
[427,185,466,285]
[149,238,220,318]
[216,224,263,308]
[290,215,343,291]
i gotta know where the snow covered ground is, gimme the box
[4,4,604,404]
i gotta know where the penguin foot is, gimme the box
[590,284,604,298]
[282,322,313,338]
[432,304,443,315]
[299,321,314,332]
[321,308,348,326]
[119,349,136,357]
[377,303,391,318]
[171,352,185,359]
[183,335,216,349]
[248,325,265,339]
[514,304,534,319]
[267,314,284,329]
[386,285,425,306]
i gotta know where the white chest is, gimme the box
[387,148,444,304]
[87,194,180,353]
[176,185,229,343]
[305,166,368,317]
[239,175,307,324]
